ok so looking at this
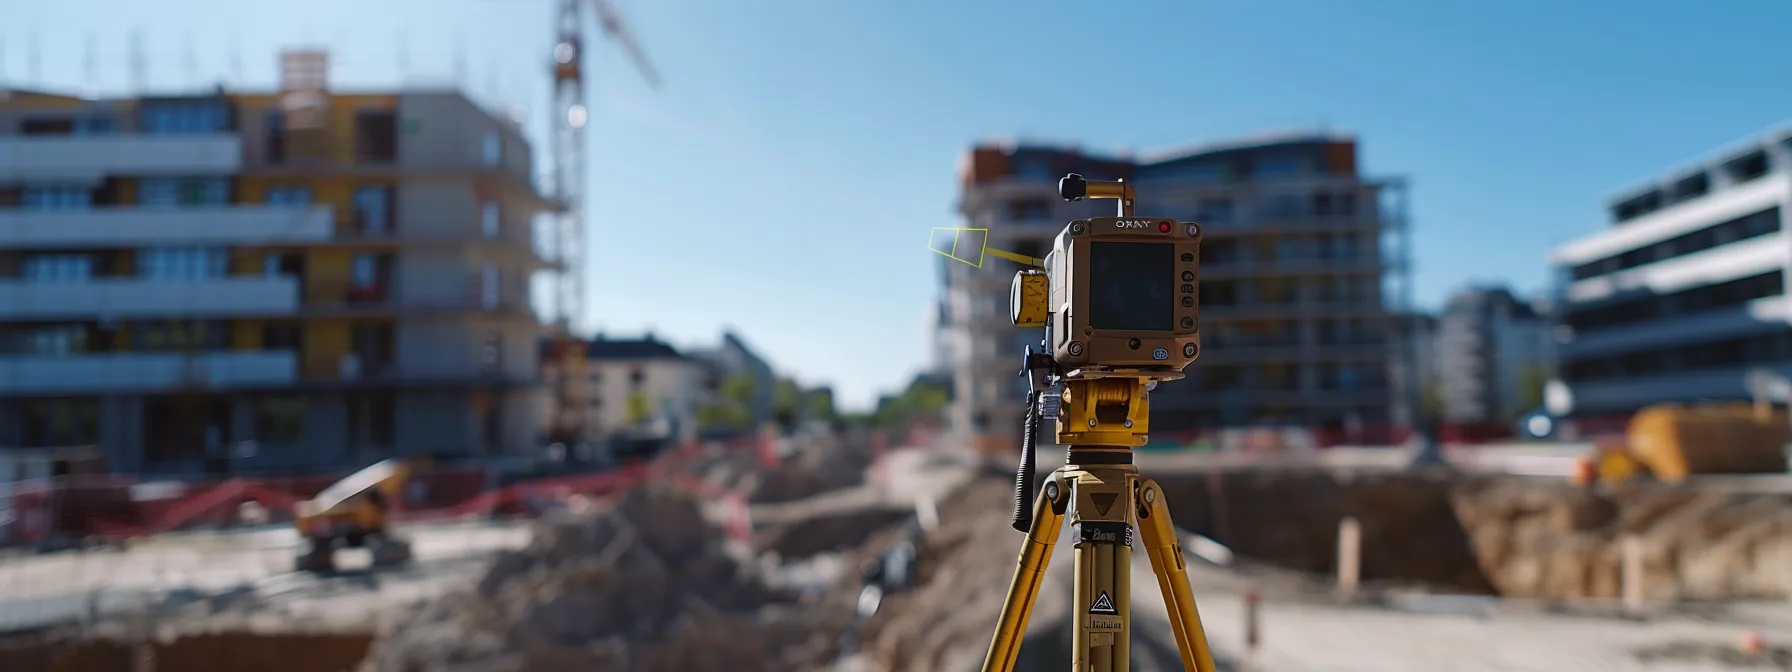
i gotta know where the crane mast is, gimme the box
[545,0,659,443]
[550,0,587,335]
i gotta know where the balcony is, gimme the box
[1559,295,1792,361]
[1564,363,1785,416]
[0,351,297,395]
[0,206,332,248]
[0,278,300,320]
[0,135,242,182]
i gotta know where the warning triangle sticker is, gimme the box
[1089,493,1119,517]
[1089,591,1117,615]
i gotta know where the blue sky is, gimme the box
[9,0,1792,410]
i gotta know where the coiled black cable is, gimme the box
[1010,390,1041,533]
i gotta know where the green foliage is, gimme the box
[1514,363,1551,417]
[722,373,758,406]
[772,377,804,430]
[695,400,750,433]
[1421,380,1444,419]
[625,392,653,425]
[874,377,950,428]
[805,388,836,421]
[696,372,761,435]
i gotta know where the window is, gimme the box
[139,101,229,134]
[353,111,399,162]
[629,368,646,386]
[479,332,501,375]
[1014,157,1052,180]
[255,397,308,445]
[353,186,394,234]
[141,177,228,207]
[21,185,92,210]
[482,201,501,238]
[1196,199,1234,223]
[24,254,93,282]
[1727,151,1770,184]
[482,132,502,166]
[262,323,302,350]
[1571,207,1782,281]
[1008,199,1051,222]
[138,247,228,281]
[265,110,286,163]
[1254,157,1304,179]
[133,320,226,351]
[266,185,313,204]
[1265,194,1305,218]
[480,264,500,308]
[353,254,379,288]
[22,399,100,446]
[26,325,88,356]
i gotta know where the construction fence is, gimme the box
[0,421,934,550]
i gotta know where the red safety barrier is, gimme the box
[1,435,783,546]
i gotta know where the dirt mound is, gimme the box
[1453,478,1792,601]
[852,474,1022,672]
[675,431,878,504]
[1148,466,1792,603]
[361,482,852,672]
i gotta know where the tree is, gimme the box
[1421,381,1445,419]
[625,392,653,426]
[804,388,836,422]
[1514,363,1551,418]
[771,377,805,431]
[695,401,750,433]
[697,372,759,436]
[874,377,950,428]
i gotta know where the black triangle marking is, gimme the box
[1089,591,1117,615]
[1089,492,1119,517]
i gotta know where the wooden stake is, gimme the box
[1338,516,1362,597]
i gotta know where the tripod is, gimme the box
[981,367,1219,672]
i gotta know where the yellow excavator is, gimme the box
[1574,401,1790,486]
[292,458,419,572]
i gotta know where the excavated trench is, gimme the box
[1153,468,1792,601]
[0,630,375,672]
[1154,468,1498,595]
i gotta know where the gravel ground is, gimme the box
[0,520,531,633]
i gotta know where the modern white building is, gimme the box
[1549,124,1792,419]
[1435,286,1555,424]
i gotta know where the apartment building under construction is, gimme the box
[0,65,552,474]
[941,133,1411,453]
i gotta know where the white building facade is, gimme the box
[1549,124,1792,418]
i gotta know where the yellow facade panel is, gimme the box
[234,320,264,350]
[301,320,351,380]
[305,249,353,305]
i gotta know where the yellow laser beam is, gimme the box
[928,227,1043,269]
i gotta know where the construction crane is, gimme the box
[544,0,661,443]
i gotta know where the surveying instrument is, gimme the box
[980,174,1218,672]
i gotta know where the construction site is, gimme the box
[11,1,1792,671]
[8,425,1792,671]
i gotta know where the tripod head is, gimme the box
[1004,174,1204,531]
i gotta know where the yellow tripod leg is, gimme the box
[980,470,1068,672]
[1072,464,1133,672]
[1134,475,1220,672]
